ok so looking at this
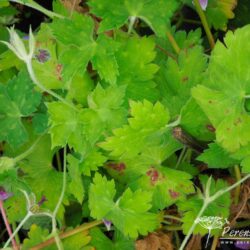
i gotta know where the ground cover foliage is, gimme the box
[0,0,250,249]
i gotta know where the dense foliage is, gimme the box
[0,0,249,249]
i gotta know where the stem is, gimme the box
[155,45,177,61]
[30,220,103,250]
[193,0,215,49]
[51,147,67,250]
[233,165,241,204]
[26,60,78,111]
[175,146,187,169]
[56,151,62,172]
[0,200,18,250]
[179,202,208,250]
[166,30,180,54]
[9,0,64,19]
[209,174,250,203]
[12,222,20,245]
[174,231,180,249]
[211,236,219,250]
[4,212,31,248]
[14,134,44,163]
[128,16,137,34]
[163,225,182,231]
[164,215,182,222]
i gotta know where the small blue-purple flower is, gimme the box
[103,219,112,231]
[192,0,208,11]
[35,49,50,63]
[0,189,13,201]
[199,0,208,10]
[37,195,47,206]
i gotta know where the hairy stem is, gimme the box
[14,134,45,163]
[193,0,215,49]
[51,147,67,250]
[4,212,31,248]
[166,30,180,54]
[233,165,241,204]
[0,200,18,250]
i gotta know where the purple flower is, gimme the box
[102,219,112,231]
[192,0,208,10]
[199,0,208,10]
[37,195,47,206]
[0,189,13,201]
[35,49,50,63]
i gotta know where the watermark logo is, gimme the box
[196,216,229,248]
[196,216,250,248]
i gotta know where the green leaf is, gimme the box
[50,13,96,81]
[100,100,170,158]
[87,84,127,130]
[205,0,237,30]
[115,36,159,102]
[129,166,194,211]
[0,71,41,147]
[68,149,107,177]
[47,102,85,151]
[89,173,160,238]
[67,154,85,203]
[180,98,215,141]
[88,0,178,36]
[192,25,250,152]
[197,143,239,168]
[156,44,207,117]
[182,0,236,30]
[50,13,95,47]
[91,34,120,85]
[88,174,116,219]
[90,228,135,250]
[33,24,64,89]
[178,176,231,236]
[66,72,94,107]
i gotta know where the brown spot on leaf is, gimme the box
[206,124,216,133]
[234,118,242,126]
[55,64,63,81]
[169,189,180,199]
[146,167,159,185]
[107,162,126,172]
[208,100,213,104]
[182,76,189,83]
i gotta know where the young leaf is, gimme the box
[89,173,160,238]
[115,36,159,102]
[100,100,170,158]
[156,43,207,117]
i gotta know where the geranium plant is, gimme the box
[0,0,249,249]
